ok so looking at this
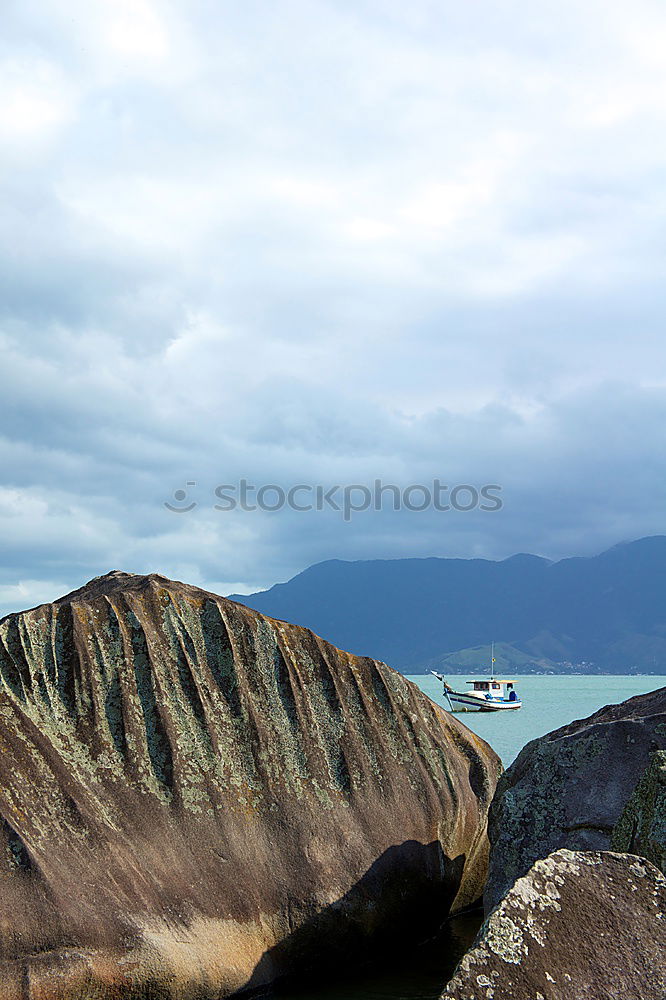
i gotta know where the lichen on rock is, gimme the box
[612,749,666,874]
[484,685,666,912]
[0,571,502,999]
[443,849,666,1000]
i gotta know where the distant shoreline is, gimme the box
[411,670,666,677]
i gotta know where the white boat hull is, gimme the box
[430,670,522,712]
[446,691,522,712]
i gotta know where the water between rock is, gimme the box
[275,674,664,1000]
[272,912,482,1000]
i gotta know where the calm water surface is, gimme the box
[410,673,664,765]
[276,675,664,1000]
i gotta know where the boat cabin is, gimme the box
[430,668,522,711]
[466,679,518,701]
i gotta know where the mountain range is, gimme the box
[228,536,666,674]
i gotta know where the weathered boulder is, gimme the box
[0,571,501,999]
[443,849,666,1000]
[612,749,666,874]
[485,686,666,911]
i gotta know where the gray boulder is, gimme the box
[443,850,666,1000]
[612,749,666,874]
[485,686,666,911]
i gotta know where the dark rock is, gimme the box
[443,849,666,1000]
[485,686,666,911]
[0,571,501,999]
[612,749,666,874]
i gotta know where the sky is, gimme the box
[3,0,666,616]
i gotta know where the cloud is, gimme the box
[2,0,666,615]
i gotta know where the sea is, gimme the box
[409,672,665,766]
[276,674,664,1000]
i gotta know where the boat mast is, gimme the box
[490,640,495,681]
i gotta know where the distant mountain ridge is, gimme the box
[228,536,666,674]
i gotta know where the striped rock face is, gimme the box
[0,572,501,999]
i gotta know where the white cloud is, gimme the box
[0,579,73,613]
[2,0,666,615]
[103,0,172,64]
[0,55,76,149]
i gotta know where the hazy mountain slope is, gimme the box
[229,536,666,673]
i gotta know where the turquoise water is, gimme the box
[409,673,665,766]
[276,675,664,1000]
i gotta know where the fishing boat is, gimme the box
[431,645,522,712]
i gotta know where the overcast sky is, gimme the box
[2,0,666,615]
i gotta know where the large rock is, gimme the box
[485,686,666,911]
[612,749,666,874]
[443,849,666,1000]
[0,571,500,999]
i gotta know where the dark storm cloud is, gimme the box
[2,0,666,614]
